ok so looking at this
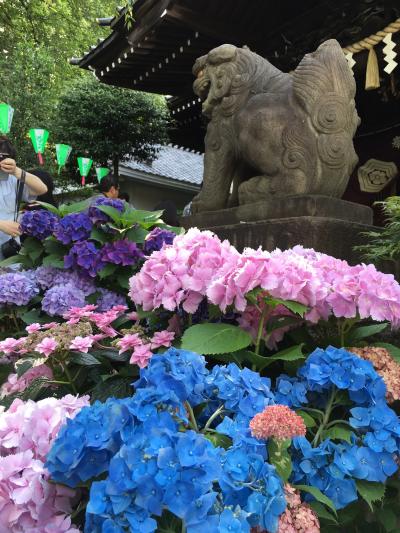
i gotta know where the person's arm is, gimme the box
[0,220,21,237]
[0,158,48,196]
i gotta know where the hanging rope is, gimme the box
[342,18,400,90]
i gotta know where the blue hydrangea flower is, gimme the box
[0,271,39,305]
[65,241,104,277]
[143,228,176,255]
[88,197,125,224]
[41,283,86,316]
[20,209,59,240]
[54,212,93,244]
[35,266,96,295]
[96,288,127,312]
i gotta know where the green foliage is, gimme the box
[51,77,170,176]
[181,323,252,355]
[268,439,292,482]
[356,480,386,512]
[294,484,337,516]
[0,0,118,172]
[356,197,400,269]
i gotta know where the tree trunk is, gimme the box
[113,155,119,182]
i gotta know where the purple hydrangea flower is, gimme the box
[101,239,144,266]
[65,241,104,278]
[42,283,86,316]
[96,288,127,312]
[53,213,93,245]
[0,272,39,306]
[88,197,125,224]
[20,210,59,240]
[35,266,96,295]
[143,227,176,255]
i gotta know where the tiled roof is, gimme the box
[120,144,203,186]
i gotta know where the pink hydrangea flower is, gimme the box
[89,309,122,337]
[0,395,88,533]
[130,343,153,368]
[42,322,58,330]
[127,311,139,321]
[151,330,175,349]
[350,346,400,404]
[69,336,94,353]
[1,365,53,398]
[117,333,143,354]
[250,405,306,441]
[0,337,26,355]
[277,484,320,533]
[35,337,58,357]
[64,304,97,324]
[89,333,107,343]
[26,323,42,334]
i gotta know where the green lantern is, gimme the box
[96,167,110,183]
[77,157,93,186]
[29,128,49,165]
[0,103,14,134]
[55,144,72,174]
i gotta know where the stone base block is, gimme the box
[183,216,378,265]
[183,195,373,228]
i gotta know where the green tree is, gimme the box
[52,76,170,177]
[0,0,119,169]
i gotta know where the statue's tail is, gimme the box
[292,39,360,196]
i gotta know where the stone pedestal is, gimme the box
[181,196,377,264]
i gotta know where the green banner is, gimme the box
[77,157,93,186]
[55,144,72,168]
[96,167,110,183]
[0,103,14,134]
[29,129,49,154]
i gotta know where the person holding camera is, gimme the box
[0,136,47,259]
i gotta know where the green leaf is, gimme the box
[42,254,65,268]
[0,254,23,267]
[97,205,123,223]
[91,349,130,363]
[117,271,132,289]
[71,352,101,366]
[35,201,61,215]
[22,236,41,253]
[267,297,308,317]
[204,432,232,450]
[20,309,50,325]
[0,363,14,386]
[268,344,305,363]
[90,376,133,402]
[124,226,148,243]
[296,410,316,428]
[268,439,292,482]
[61,199,92,215]
[294,485,337,516]
[15,358,35,377]
[90,227,110,244]
[22,377,52,401]
[377,508,398,532]
[181,323,252,355]
[322,424,353,444]
[98,263,117,279]
[346,323,388,344]
[43,238,68,256]
[309,502,338,524]
[373,342,400,363]
[356,480,386,512]
[156,510,183,533]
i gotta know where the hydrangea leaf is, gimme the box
[90,227,110,244]
[71,352,101,366]
[42,254,65,269]
[124,226,149,243]
[20,309,51,324]
[91,349,130,363]
[377,507,398,532]
[356,480,386,512]
[294,484,337,516]
[98,264,117,279]
[322,424,353,444]
[43,238,68,256]
[97,205,124,224]
[90,376,133,402]
[296,410,316,428]
[268,439,292,482]
[345,323,388,344]
[373,342,400,363]
[309,502,338,524]
[15,358,35,378]
[61,199,94,216]
[22,377,52,401]
[35,201,61,215]
[267,297,308,317]
[268,344,305,363]
[181,324,252,354]
[204,432,232,450]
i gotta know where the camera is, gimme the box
[1,238,21,259]
[0,152,9,180]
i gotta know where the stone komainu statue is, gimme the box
[191,40,360,213]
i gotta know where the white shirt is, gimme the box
[0,174,35,259]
